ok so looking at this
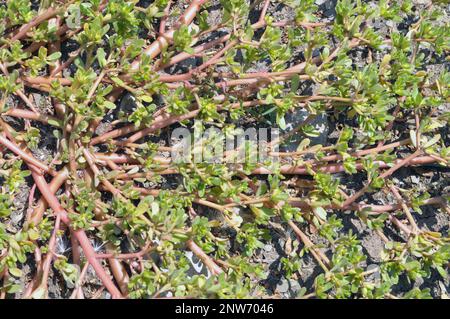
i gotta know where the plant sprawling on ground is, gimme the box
[0,0,448,299]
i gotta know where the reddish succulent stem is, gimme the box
[287,220,330,271]
[107,0,209,101]
[70,229,81,266]
[105,243,130,296]
[4,7,60,45]
[125,109,201,144]
[159,0,173,34]
[132,0,209,69]
[289,195,447,214]
[186,240,223,275]
[258,0,271,23]
[69,262,90,299]
[156,33,232,71]
[154,11,324,71]
[82,148,122,197]
[252,155,437,175]
[30,170,123,299]
[0,135,56,176]
[2,124,123,298]
[26,166,69,227]
[34,214,62,298]
[389,185,419,233]
[2,108,66,129]
[96,242,153,260]
[0,63,40,114]
[305,139,410,163]
[25,24,70,53]
[48,17,66,118]
[340,150,424,209]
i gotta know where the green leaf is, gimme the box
[277,115,286,130]
[423,134,440,149]
[97,48,107,68]
[103,101,117,110]
[9,267,22,278]
[139,95,153,103]
[314,207,327,220]
[297,138,310,152]
[47,119,62,128]
[291,74,300,93]
[7,284,22,294]
[31,286,47,299]
[38,47,47,60]
[28,228,40,241]
[47,52,62,61]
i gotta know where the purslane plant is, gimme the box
[0,0,448,299]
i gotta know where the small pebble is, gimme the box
[411,176,420,184]
[276,280,289,293]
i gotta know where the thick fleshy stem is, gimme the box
[0,120,123,297]
[0,134,56,175]
[186,240,223,275]
[340,150,424,209]
[107,0,209,101]
[30,170,123,299]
